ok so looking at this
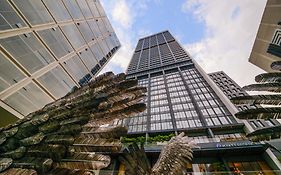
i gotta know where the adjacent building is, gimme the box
[0,0,120,122]
[208,71,258,112]
[249,0,281,72]
[209,71,281,139]
[115,31,281,174]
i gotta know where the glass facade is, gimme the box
[122,31,241,136]
[117,31,279,174]
[0,0,120,118]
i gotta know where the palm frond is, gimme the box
[246,125,281,138]
[118,143,151,175]
[255,73,281,83]
[151,133,195,175]
[0,158,12,173]
[235,107,281,120]
[230,94,281,105]
[271,61,281,71]
[243,83,281,93]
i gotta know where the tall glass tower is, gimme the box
[116,31,281,174]
[0,0,120,122]
[124,31,243,137]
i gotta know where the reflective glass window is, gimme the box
[61,24,86,49]
[62,55,88,82]
[43,0,72,22]
[97,19,107,35]
[103,18,113,32]
[78,48,98,70]
[87,19,101,39]
[95,0,105,16]
[63,0,84,20]
[77,0,93,18]
[0,52,26,92]
[105,36,114,51]
[0,33,55,73]
[37,66,76,98]
[0,1,27,30]
[13,0,53,25]
[37,27,73,58]
[77,21,95,43]
[98,39,109,55]
[87,0,100,17]
[4,82,53,115]
[90,43,103,60]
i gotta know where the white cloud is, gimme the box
[99,0,150,75]
[182,0,267,86]
[111,0,132,29]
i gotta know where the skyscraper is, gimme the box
[209,71,281,140]
[118,31,281,174]
[249,0,281,72]
[208,71,258,111]
[124,31,242,136]
[0,0,120,123]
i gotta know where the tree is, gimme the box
[231,61,281,142]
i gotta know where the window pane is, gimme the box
[97,18,106,36]
[87,19,101,39]
[37,27,73,58]
[77,21,95,43]
[90,43,103,60]
[95,0,105,16]
[37,66,76,98]
[0,52,26,92]
[0,0,27,30]
[105,36,114,51]
[0,33,55,73]
[77,0,93,18]
[78,48,98,70]
[62,55,88,82]
[63,0,84,20]
[103,18,114,33]
[61,24,86,49]
[87,0,100,17]
[98,39,109,55]
[13,0,53,25]
[4,82,53,115]
[43,0,71,22]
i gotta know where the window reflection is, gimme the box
[90,43,103,60]
[87,19,102,39]
[13,0,53,25]
[95,0,106,16]
[0,1,27,30]
[4,82,53,115]
[78,48,98,70]
[43,0,72,22]
[0,52,26,92]
[61,24,86,49]
[76,0,93,18]
[98,39,109,55]
[97,18,107,35]
[0,33,54,73]
[37,66,76,98]
[63,0,84,20]
[87,0,100,17]
[77,21,95,43]
[37,27,73,59]
[62,55,88,82]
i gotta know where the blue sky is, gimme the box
[100,0,267,86]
